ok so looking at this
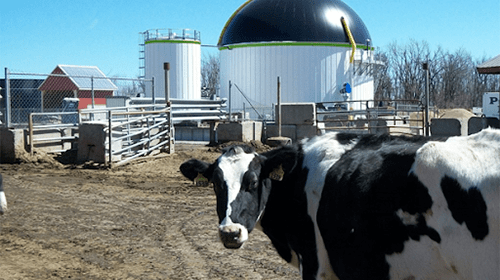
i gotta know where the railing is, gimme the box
[106,108,173,167]
[142,28,201,42]
[170,98,227,122]
[28,111,80,155]
[316,100,433,136]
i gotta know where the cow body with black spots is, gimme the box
[180,129,500,279]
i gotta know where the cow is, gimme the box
[180,129,500,279]
[0,174,6,215]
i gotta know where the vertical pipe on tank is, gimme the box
[164,62,170,106]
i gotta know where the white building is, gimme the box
[218,0,377,118]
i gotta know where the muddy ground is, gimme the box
[0,143,300,280]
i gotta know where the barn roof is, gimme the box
[218,0,372,47]
[39,65,117,91]
[477,54,500,74]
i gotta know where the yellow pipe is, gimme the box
[341,17,356,63]
[217,0,255,46]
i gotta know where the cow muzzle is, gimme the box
[219,224,248,249]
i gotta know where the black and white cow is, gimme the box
[180,129,500,279]
[0,174,7,215]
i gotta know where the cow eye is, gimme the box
[249,180,258,190]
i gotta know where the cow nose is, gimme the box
[220,225,244,249]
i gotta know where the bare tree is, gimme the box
[201,52,220,98]
[373,51,393,101]
[387,40,433,100]
[374,39,497,110]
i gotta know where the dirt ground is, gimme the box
[0,143,300,280]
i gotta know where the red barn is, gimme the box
[38,65,117,110]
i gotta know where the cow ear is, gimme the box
[180,159,212,182]
[261,146,298,181]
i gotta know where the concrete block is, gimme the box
[369,119,389,134]
[175,126,210,141]
[276,103,316,125]
[430,118,461,137]
[218,121,262,143]
[77,123,120,163]
[0,128,25,163]
[296,124,318,140]
[468,117,500,135]
[265,124,296,142]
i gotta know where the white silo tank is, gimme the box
[218,0,375,117]
[143,29,201,100]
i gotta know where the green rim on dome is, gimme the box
[219,42,374,51]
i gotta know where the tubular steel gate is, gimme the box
[105,106,172,167]
[316,99,435,136]
[81,98,226,166]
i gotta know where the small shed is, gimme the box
[477,54,500,74]
[38,65,117,110]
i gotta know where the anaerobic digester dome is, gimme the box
[218,0,375,117]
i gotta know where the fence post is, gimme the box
[108,111,113,165]
[168,108,174,154]
[228,80,232,121]
[277,76,282,137]
[4,68,11,127]
[423,62,430,136]
[91,76,95,109]
[29,113,34,156]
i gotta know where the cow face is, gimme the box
[180,146,273,249]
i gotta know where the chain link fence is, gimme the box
[1,68,153,128]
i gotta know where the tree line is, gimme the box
[374,39,499,109]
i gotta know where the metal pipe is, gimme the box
[228,80,232,121]
[164,62,170,106]
[151,76,155,106]
[91,76,95,109]
[108,111,113,164]
[29,113,34,156]
[4,68,11,127]
[277,76,281,137]
[423,62,430,136]
[341,17,357,64]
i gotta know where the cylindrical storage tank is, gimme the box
[219,0,374,117]
[144,29,201,100]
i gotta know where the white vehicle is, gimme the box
[482,92,499,119]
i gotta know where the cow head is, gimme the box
[180,145,298,249]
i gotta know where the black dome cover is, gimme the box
[219,0,371,46]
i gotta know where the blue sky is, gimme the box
[1,0,499,78]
